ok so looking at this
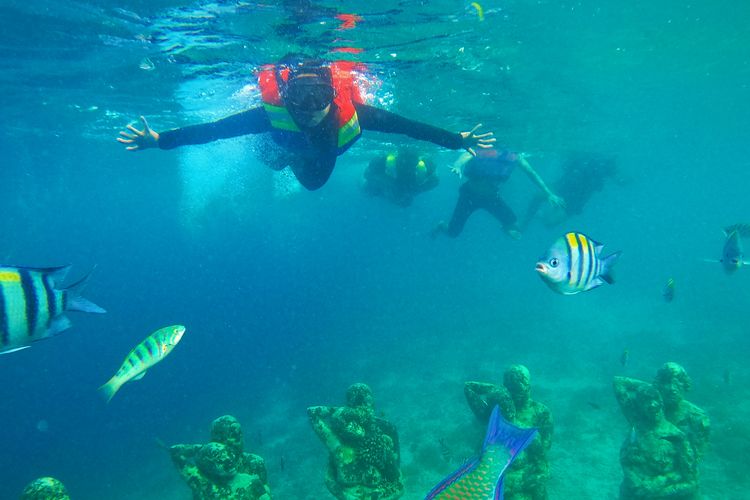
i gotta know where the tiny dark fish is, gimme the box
[587,401,601,410]
[720,230,748,274]
[620,349,629,368]
[438,437,453,463]
[663,277,675,302]
[279,455,285,472]
[705,228,750,273]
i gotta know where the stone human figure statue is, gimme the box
[464,365,553,500]
[169,415,271,500]
[308,383,403,500]
[653,363,710,460]
[614,376,699,500]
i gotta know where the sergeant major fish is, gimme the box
[719,229,748,274]
[535,232,621,295]
[0,265,105,355]
[425,405,537,500]
[99,325,185,403]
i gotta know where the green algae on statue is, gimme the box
[308,383,404,499]
[169,415,271,500]
[464,364,553,500]
[20,477,70,500]
[613,373,703,500]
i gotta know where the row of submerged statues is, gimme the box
[20,362,709,500]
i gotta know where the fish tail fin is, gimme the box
[599,251,622,284]
[482,405,537,455]
[483,406,537,498]
[98,376,121,403]
[64,269,106,314]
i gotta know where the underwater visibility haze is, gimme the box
[2,0,750,498]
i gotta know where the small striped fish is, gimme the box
[99,325,185,403]
[425,406,537,500]
[535,232,621,295]
[0,265,105,355]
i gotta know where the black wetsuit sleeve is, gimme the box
[157,107,271,150]
[355,103,464,150]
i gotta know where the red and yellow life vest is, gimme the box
[257,62,365,155]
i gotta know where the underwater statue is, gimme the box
[307,382,404,500]
[613,376,699,500]
[653,362,711,460]
[20,477,70,500]
[464,364,553,499]
[169,415,271,500]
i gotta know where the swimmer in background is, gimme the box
[361,149,439,206]
[521,151,619,229]
[432,148,564,239]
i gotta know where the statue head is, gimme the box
[346,383,374,410]
[653,362,691,409]
[211,415,243,454]
[503,365,531,407]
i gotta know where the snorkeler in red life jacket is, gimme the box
[118,58,495,191]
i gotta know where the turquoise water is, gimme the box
[1,1,749,498]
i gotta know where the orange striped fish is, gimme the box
[99,325,185,403]
[425,406,536,499]
[535,232,621,295]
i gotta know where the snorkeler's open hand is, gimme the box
[460,123,495,156]
[548,193,566,209]
[117,116,160,151]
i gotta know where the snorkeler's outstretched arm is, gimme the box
[450,151,474,178]
[117,107,271,151]
[518,155,566,208]
[355,104,495,155]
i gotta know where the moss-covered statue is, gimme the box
[464,364,553,499]
[169,415,271,500]
[20,477,70,500]
[613,376,700,500]
[653,362,710,460]
[307,383,403,500]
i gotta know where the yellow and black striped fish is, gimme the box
[99,325,185,403]
[0,265,105,355]
[535,232,621,295]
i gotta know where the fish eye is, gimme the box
[549,258,559,268]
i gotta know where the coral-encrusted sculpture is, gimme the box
[613,376,699,500]
[464,365,553,499]
[20,477,70,500]
[308,383,403,499]
[169,415,271,500]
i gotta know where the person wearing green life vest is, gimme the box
[362,148,439,206]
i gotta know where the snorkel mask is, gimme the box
[283,64,335,111]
